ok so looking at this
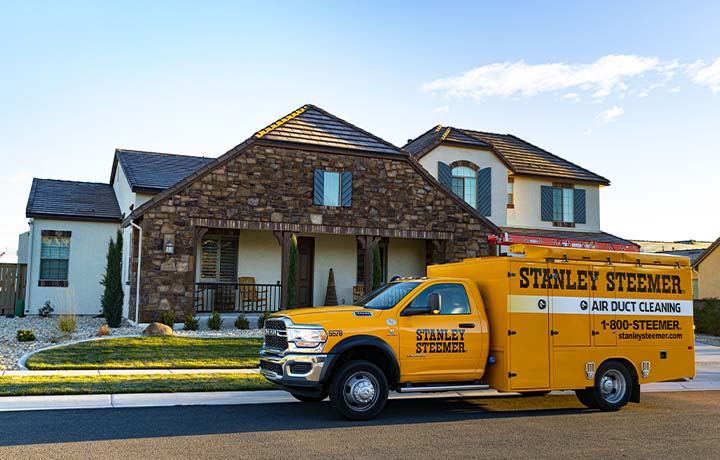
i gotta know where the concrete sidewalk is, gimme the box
[0,368,257,377]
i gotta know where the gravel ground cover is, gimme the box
[0,316,262,371]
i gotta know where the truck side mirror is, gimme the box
[428,293,441,315]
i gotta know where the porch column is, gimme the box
[358,235,380,295]
[274,231,294,310]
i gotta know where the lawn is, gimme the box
[0,373,274,397]
[24,337,263,370]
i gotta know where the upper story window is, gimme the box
[451,166,477,209]
[507,177,514,208]
[39,230,71,287]
[314,169,352,207]
[541,184,586,226]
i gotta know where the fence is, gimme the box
[194,282,282,313]
[0,263,26,316]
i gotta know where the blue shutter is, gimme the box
[541,186,554,221]
[574,188,586,224]
[437,161,452,189]
[313,169,324,205]
[476,167,492,216]
[341,172,353,207]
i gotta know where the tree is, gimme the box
[372,244,383,290]
[101,230,124,327]
[286,234,298,308]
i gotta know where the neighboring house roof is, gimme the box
[501,226,639,248]
[113,149,214,193]
[659,249,706,265]
[26,179,122,222]
[404,126,610,185]
[254,104,401,155]
[693,237,720,268]
[632,239,713,253]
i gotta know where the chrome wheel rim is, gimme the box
[600,369,626,404]
[343,371,379,412]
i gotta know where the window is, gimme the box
[552,185,574,223]
[39,230,71,287]
[323,171,340,206]
[354,281,420,309]
[407,283,471,315]
[200,235,238,282]
[507,177,514,208]
[314,169,352,207]
[451,166,477,209]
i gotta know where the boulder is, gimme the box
[143,322,174,336]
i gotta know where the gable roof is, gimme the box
[113,149,214,193]
[254,104,401,155]
[404,126,610,185]
[26,179,122,222]
[693,236,720,268]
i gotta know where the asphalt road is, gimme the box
[1,391,718,460]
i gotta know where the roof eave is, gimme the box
[26,213,122,223]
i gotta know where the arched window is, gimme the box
[451,166,477,208]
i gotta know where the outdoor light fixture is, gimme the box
[165,242,174,254]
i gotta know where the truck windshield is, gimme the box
[354,282,420,310]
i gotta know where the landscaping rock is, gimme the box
[143,322,174,336]
[50,333,73,344]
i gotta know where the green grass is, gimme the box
[25,337,263,370]
[0,373,275,397]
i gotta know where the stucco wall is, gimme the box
[507,176,601,231]
[26,219,119,315]
[388,238,427,279]
[236,230,282,285]
[312,234,356,306]
[419,145,509,226]
[113,164,135,216]
[697,248,720,298]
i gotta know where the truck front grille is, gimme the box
[260,359,283,376]
[264,319,288,351]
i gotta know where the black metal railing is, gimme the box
[194,282,282,313]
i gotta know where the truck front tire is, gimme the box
[329,360,389,420]
[576,361,632,411]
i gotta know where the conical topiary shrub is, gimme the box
[325,268,338,306]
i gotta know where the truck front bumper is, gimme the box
[259,350,334,394]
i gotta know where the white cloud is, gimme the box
[561,92,581,103]
[423,55,666,101]
[597,106,624,122]
[687,58,720,93]
[432,105,450,113]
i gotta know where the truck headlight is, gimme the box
[287,327,328,348]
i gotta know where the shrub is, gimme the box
[57,314,77,333]
[695,300,720,336]
[287,234,298,308]
[183,314,199,331]
[207,312,223,331]
[100,230,124,328]
[234,314,250,330]
[96,325,111,337]
[158,311,176,328]
[17,330,36,342]
[38,301,54,318]
[257,310,272,329]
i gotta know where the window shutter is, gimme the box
[541,186,554,221]
[313,169,324,205]
[476,167,492,216]
[437,161,452,189]
[574,188,586,224]
[341,172,353,207]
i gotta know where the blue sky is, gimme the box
[1,1,719,261]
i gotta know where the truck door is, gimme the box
[592,265,617,346]
[398,282,484,382]
[550,262,591,347]
[509,261,550,390]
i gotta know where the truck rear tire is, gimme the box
[329,360,389,420]
[580,361,632,411]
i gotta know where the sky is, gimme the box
[1,0,719,262]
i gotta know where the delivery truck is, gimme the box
[259,244,695,420]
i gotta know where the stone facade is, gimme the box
[129,143,498,322]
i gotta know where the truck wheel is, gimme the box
[329,360,389,421]
[575,388,599,409]
[590,361,632,411]
[291,392,327,402]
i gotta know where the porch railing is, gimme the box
[194,282,282,313]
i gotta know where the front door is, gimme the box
[296,237,315,307]
[398,282,484,382]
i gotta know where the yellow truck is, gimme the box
[259,244,695,420]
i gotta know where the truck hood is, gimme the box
[272,305,384,325]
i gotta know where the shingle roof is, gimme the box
[115,149,214,192]
[659,249,706,265]
[254,104,401,155]
[502,226,638,248]
[404,127,609,185]
[26,179,122,222]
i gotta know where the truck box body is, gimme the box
[427,245,695,392]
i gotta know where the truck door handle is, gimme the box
[459,323,475,328]
[550,330,559,336]
[592,330,600,336]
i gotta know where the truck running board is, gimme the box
[397,384,491,393]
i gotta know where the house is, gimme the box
[404,126,638,252]
[693,237,720,299]
[22,105,499,320]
